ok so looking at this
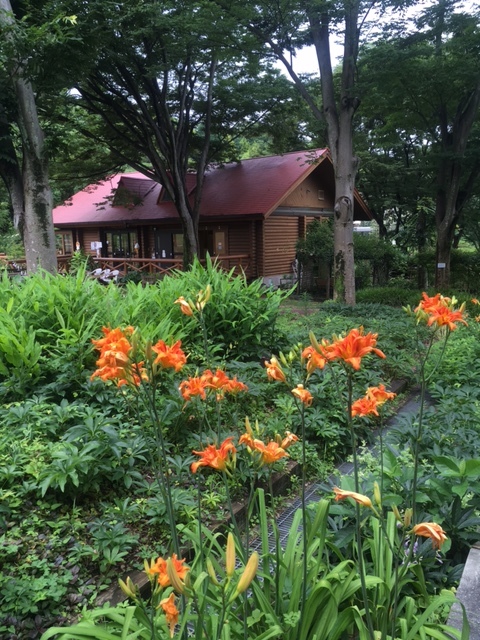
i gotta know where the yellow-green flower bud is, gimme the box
[392,505,402,522]
[206,558,220,586]
[309,331,320,351]
[373,481,382,507]
[119,576,137,600]
[234,552,258,597]
[204,284,212,303]
[145,340,153,362]
[226,532,235,578]
[404,508,413,528]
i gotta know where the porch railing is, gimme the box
[3,254,251,279]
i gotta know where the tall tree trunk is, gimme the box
[251,2,358,303]
[0,134,24,231]
[333,154,356,302]
[309,2,359,304]
[0,0,57,274]
[432,2,480,288]
[16,78,57,273]
[416,206,428,289]
[435,223,455,289]
[178,200,199,267]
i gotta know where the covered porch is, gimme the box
[2,254,251,281]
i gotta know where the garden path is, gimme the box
[250,381,420,552]
[249,387,477,640]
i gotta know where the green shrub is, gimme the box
[354,233,405,287]
[356,286,423,307]
[152,256,291,361]
[0,260,290,397]
[407,247,480,293]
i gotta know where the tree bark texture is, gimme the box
[434,75,480,288]
[308,1,359,304]
[0,0,57,274]
[15,77,57,274]
[0,116,24,230]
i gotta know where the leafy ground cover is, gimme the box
[0,271,478,639]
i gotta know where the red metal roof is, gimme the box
[200,149,328,217]
[53,149,369,226]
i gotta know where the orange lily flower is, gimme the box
[412,522,447,550]
[280,431,299,449]
[179,375,209,401]
[351,384,396,417]
[239,432,258,449]
[91,326,135,352]
[180,370,247,401]
[415,292,443,314]
[152,339,187,372]
[191,437,236,473]
[240,433,289,465]
[322,327,385,370]
[333,487,373,508]
[351,396,380,417]
[160,592,179,638]
[291,384,313,406]
[265,356,286,382]
[472,298,479,305]
[302,345,327,375]
[202,368,230,390]
[427,306,467,331]
[366,384,396,405]
[415,292,467,331]
[91,326,147,387]
[253,440,288,465]
[223,375,248,394]
[174,296,194,316]
[146,554,190,588]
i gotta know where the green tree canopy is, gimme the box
[44,0,302,265]
[356,0,480,286]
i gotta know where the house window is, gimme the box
[172,233,183,257]
[56,232,73,255]
[105,230,138,258]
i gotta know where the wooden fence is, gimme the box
[2,254,251,280]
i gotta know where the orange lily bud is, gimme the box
[333,487,373,508]
[166,557,186,594]
[175,296,194,316]
[412,522,447,550]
